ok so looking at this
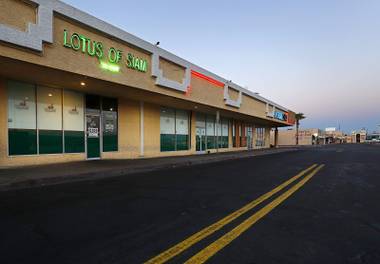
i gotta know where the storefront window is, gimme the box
[7,81,37,155]
[160,108,189,152]
[102,97,118,152]
[206,115,215,149]
[256,127,265,147]
[241,124,247,147]
[160,108,176,151]
[175,110,189,151]
[221,119,229,148]
[37,86,63,154]
[215,119,222,148]
[196,114,206,151]
[63,90,84,153]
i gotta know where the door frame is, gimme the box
[196,126,206,153]
[247,125,253,150]
[85,110,102,160]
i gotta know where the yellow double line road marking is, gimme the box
[185,164,325,264]
[145,164,319,264]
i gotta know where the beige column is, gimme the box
[0,78,7,166]
[190,111,196,152]
[264,127,271,148]
[140,101,144,157]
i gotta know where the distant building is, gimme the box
[270,128,325,146]
[351,129,367,143]
[324,128,344,144]
[365,132,380,143]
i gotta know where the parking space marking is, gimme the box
[145,164,318,264]
[184,164,325,264]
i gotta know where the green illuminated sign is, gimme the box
[63,29,147,73]
[99,61,120,72]
[127,53,147,72]
[63,30,104,59]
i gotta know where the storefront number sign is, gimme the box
[87,116,100,138]
[63,29,147,73]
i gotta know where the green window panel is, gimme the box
[176,135,189,151]
[223,136,229,148]
[201,136,206,151]
[64,131,85,153]
[206,136,215,150]
[160,134,176,152]
[103,134,118,152]
[87,137,100,159]
[216,136,228,149]
[216,136,229,149]
[39,130,63,154]
[8,129,37,155]
[196,135,200,151]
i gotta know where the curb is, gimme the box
[0,148,298,192]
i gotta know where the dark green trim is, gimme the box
[206,136,216,150]
[160,134,175,152]
[196,135,207,151]
[176,134,189,151]
[218,136,229,148]
[64,131,85,153]
[39,130,63,154]
[87,137,100,158]
[8,129,37,155]
[196,135,201,151]
[103,134,118,152]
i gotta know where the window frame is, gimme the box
[160,107,190,152]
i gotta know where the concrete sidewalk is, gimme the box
[0,148,298,191]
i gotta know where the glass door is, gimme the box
[196,127,206,152]
[196,113,206,152]
[86,113,101,159]
[85,95,101,159]
[247,126,253,150]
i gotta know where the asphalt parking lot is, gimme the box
[0,144,379,264]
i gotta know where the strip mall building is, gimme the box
[0,0,295,167]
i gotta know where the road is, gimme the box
[0,144,379,264]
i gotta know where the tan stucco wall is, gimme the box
[0,10,288,125]
[276,130,296,146]
[274,128,322,146]
[227,87,240,101]
[240,94,267,119]
[159,58,185,84]
[265,128,271,148]
[0,0,36,32]
[0,2,284,167]
[143,103,160,156]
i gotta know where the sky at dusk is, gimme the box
[63,0,380,133]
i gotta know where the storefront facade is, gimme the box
[0,0,295,167]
